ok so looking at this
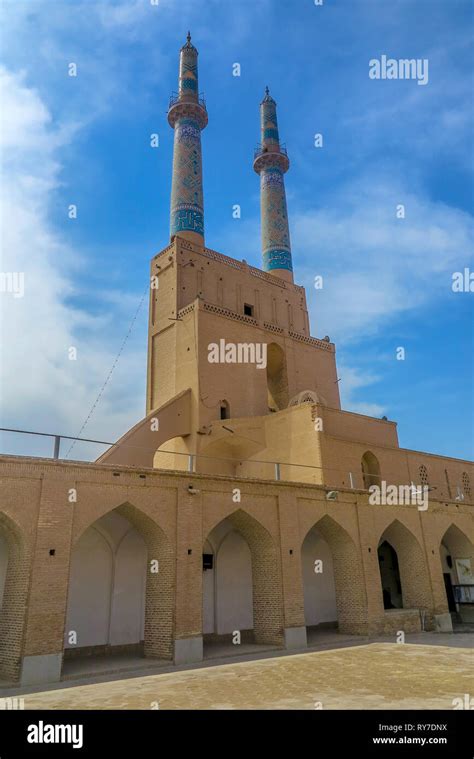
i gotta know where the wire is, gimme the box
[64,283,149,459]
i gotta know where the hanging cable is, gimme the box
[65,283,149,458]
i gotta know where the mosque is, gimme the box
[0,35,472,688]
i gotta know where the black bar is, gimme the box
[0,710,471,757]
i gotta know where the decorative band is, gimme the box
[261,168,284,188]
[171,207,204,236]
[263,249,293,272]
[180,77,198,91]
[263,127,279,141]
[176,119,201,143]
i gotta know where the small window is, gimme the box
[462,472,471,499]
[220,401,230,420]
[203,554,213,571]
[243,303,254,317]
[419,464,429,487]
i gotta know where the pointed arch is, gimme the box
[440,523,474,557]
[266,342,289,411]
[203,509,283,644]
[67,502,174,660]
[377,520,432,610]
[301,515,367,633]
[439,523,474,613]
[361,451,381,488]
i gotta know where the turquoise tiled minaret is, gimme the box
[168,33,208,245]
[253,87,293,282]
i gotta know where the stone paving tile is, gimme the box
[23,644,473,711]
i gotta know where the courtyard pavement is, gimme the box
[16,642,474,710]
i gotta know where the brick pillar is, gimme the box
[277,491,307,650]
[357,506,386,634]
[0,515,31,681]
[314,514,369,635]
[117,503,174,660]
[173,488,204,664]
[228,509,284,645]
[20,479,74,685]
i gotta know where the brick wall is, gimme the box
[0,456,473,682]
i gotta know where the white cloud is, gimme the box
[292,172,474,343]
[337,365,386,418]
[0,67,147,459]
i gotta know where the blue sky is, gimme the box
[0,0,473,462]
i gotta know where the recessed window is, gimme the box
[244,303,254,317]
[361,451,381,489]
[220,400,230,420]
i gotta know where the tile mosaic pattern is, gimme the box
[259,91,292,273]
[169,36,205,239]
[170,117,204,237]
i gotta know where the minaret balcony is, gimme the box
[169,91,207,110]
[253,143,289,174]
[168,92,208,129]
[254,142,287,159]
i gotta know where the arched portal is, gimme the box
[377,521,432,612]
[266,343,289,411]
[378,540,403,609]
[302,527,337,629]
[439,525,474,625]
[202,509,283,654]
[301,515,368,638]
[64,503,174,675]
[361,451,381,489]
[65,512,147,649]
[0,514,30,682]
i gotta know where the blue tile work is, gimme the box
[170,116,204,236]
[168,34,206,241]
[256,89,293,275]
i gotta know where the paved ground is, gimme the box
[17,643,474,710]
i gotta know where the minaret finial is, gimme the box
[265,85,269,96]
[187,31,191,43]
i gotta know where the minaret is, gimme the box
[253,87,293,282]
[168,32,208,245]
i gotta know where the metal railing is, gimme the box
[1,426,362,486]
[254,142,288,160]
[0,427,113,460]
[1,427,465,504]
[168,91,206,110]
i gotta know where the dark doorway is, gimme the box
[443,573,457,613]
[378,540,403,609]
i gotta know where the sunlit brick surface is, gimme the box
[23,644,473,710]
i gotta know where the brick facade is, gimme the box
[0,455,472,683]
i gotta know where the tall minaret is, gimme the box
[168,32,208,245]
[253,87,293,282]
